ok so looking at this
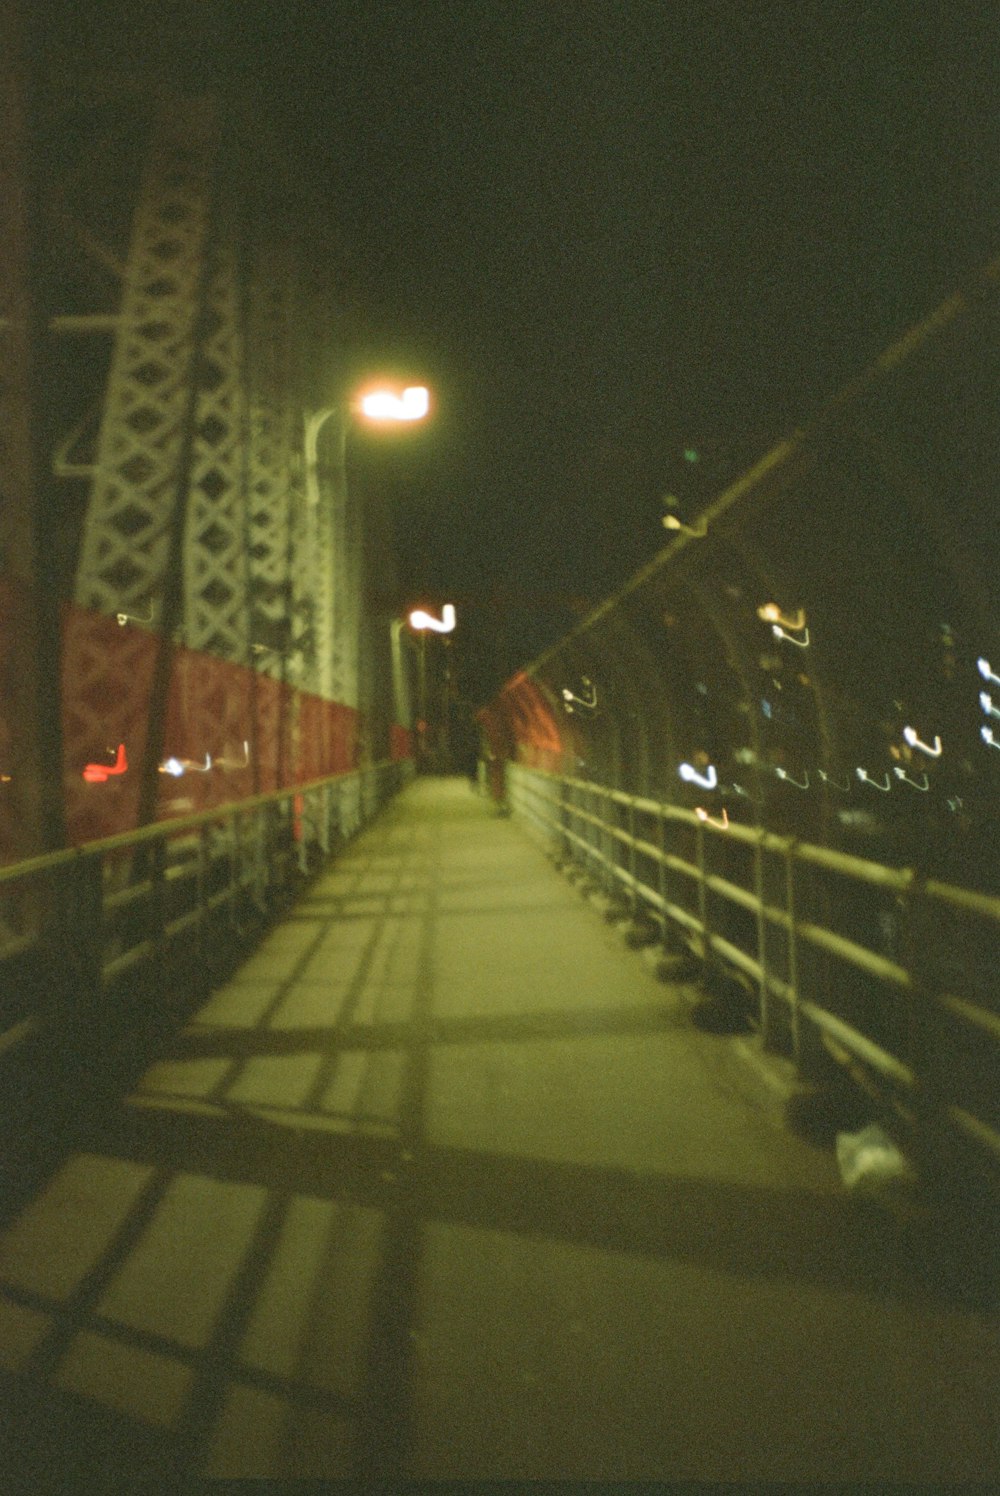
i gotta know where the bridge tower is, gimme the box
[1,36,376,857]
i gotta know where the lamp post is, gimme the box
[304,384,430,505]
[407,604,456,771]
[302,383,430,713]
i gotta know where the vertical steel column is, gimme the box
[0,6,65,860]
[782,846,800,1062]
[695,818,711,962]
[67,96,219,838]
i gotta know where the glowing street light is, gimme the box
[662,513,707,537]
[407,603,456,770]
[359,385,430,422]
[408,604,456,634]
[304,381,431,507]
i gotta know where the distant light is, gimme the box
[856,766,891,792]
[360,386,430,421]
[82,743,128,783]
[893,767,929,791]
[678,761,717,790]
[772,623,810,647]
[561,678,597,711]
[977,656,1000,685]
[684,449,699,462]
[902,726,942,757]
[695,806,728,828]
[409,604,456,634]
[662,514,707,536]
[756,602,806,632]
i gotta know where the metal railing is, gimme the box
[0,758,412,1065]
[509,761,1000,1182]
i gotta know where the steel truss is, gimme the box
[2,68,356,845]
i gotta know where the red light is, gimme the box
[82,743,128,783]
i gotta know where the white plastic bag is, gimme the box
[836,1123,921,1218]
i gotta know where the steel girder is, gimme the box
[0,5,65,861]
[53,84,352,825]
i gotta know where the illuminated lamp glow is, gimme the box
[360,386,429,421]
[902,726,942,757]
[977,657,1000,685]
[772,624,810,647]
[756,603,806,631]
[678,762,717,790]
[408,604,456,634]
[695,806,729,828]
[662,514,707,536]
[893,767,929,790]
[82,743,127,783]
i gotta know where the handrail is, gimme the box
[0,758,399,881]
[0,759,411,1061]
[508,761,1000,1175]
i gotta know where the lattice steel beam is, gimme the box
[0,6,65,859]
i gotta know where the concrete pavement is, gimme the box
[0,775,997,1481]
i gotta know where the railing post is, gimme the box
[68,850,105,1042]
[781,844,799,1062]
[899,872,945,1176]
[753,835,772,1049]
[149,836,168,1011]
[627,797,637,914]
[196,822,210,972]
[694,816,711,964]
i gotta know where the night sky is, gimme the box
[50,1,1000,700]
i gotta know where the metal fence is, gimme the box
[0,758,411,1070]
[509,761,1000,1186]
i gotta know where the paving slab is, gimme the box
[0,775,997,1481]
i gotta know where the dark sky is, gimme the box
[48,0,1000,699]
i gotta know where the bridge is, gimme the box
[1,40,999,1484]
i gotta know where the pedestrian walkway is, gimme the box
[0,776,997,1481]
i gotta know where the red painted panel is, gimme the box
[389,722,412,761]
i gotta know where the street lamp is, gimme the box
[408,603,457,770]
[662,513,708,537]
[303,383,430,506]
[359,385,430,422]
[298,380,431,711]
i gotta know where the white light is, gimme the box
[695,806,729,829]
[408,604,456,634]
[977,657,1000,684]
[902,726,942,757]
[771,624,810,647]
[561,678,597,710]
[818,769,850,792]
[775,766,810,789]
[757,603,806,631]
[360,385,430,421]
[982,725,1000,750]
[856,767,891,791]
[662,514,707,536]
[678,762,717,790]
[893,767,929,791]
[979,691,1000,719]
